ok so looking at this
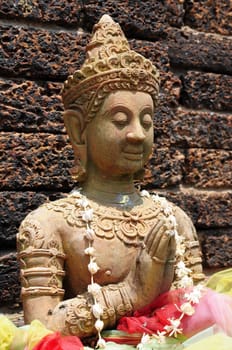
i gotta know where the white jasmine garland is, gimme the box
[81,208,94,222]
[164,318,183,337]
[140,190,150,198]
[72,189,202,348]
[92,303,104,318]
[154,331,166,344]
[136,191,202,343]
[84,246,96,256]
[180,302,195,316]
[178,275,194,288]
[88,283,102,295]
[137,333,150,350]
[85,227,95,241]
[77,197,89,208]
[88,260,100,274]
[96,337,106,348]
[184,285,203,304]
[72,190,105,347]
[95,319,104,332]
[176,261,192,278]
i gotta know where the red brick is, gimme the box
[168,28,232,75]
[181,72,232,112]
[185,0,232,36]
[184,149,232,188]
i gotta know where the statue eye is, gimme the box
[112,112,128,127]
[141,113,152,129]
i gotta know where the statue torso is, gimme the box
[43,192,169,297]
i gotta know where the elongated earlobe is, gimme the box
[63,109,87,182]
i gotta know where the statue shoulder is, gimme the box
[17,195,73,253]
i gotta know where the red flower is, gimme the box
[33,332,84,350]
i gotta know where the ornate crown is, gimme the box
[62,15,160,122]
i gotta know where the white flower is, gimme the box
[175,234,185,245]
[81,208,93,222]
[163,205,172,216]
[164,318,182,337]
[152,194,161,203]
[184,286,203,304]
[176,261,192,278]
[168,214,177,228]
[137,333,150,350]
[70,188,81,196]
[178,275,193,288]
[159,197,169,209]
[88,260,100,274]
[92,303,103,318]
[77,197,89,208]
[154,331,166,344]
[85,227,95,241]
[141,333,150,344]
[96,337,106,348]
[140,190,150,198]
[84,247,95,256]
[88,283,102,295]
[176,244,185,256]
[180,302,195,316]
[166,229,176,237]
[95,319,104,332]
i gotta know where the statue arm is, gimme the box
[17,206,175,338]
[47,217,176,338]
[17,209,66,325]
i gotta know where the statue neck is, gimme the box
[81,173,142,208]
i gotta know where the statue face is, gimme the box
[85,90,154,177]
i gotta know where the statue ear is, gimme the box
[63,109,87,181]
[63,109,86,145]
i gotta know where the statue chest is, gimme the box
[45,193,168,292]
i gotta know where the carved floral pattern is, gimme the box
[45,194,167,247]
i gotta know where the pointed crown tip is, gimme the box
[99,14,115,24]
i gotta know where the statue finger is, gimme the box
[150,230,175,263]
[144,219,166,253]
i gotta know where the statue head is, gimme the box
[62,15,160,181]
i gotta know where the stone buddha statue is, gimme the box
[17,15,204,343]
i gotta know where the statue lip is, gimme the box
[123,151,143,160]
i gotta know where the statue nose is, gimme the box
[126,123,146,143]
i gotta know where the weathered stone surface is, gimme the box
[144,147,185,188]
[0,49,181,136]
[181,72,232,112]
[81,0,184,39]
[185,0,232,36]
[0,0,184,34]
[198,228,232,268]
[184,149,232,189]
[0,132,74,190]
[168,28,232,75]
[0,252,20,304]
[0,0,83,26]
[0,25,176,87]
[0,25,89,80]
[154,108,232,150]
[162,191,232,229]
[0,79,64,133]
[0,191,66,247]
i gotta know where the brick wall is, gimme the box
[0,0,231,305]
